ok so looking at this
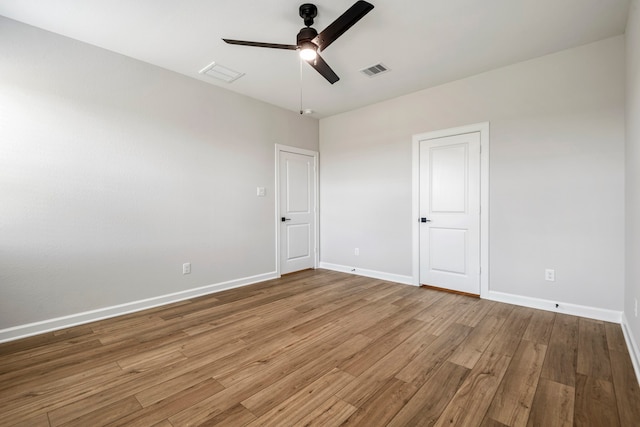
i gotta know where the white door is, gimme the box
[419,132,480,295]
[279,150,316,274]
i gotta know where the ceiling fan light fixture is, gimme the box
[299,42,317,61]
[222,1,374,84]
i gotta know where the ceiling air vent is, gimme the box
[199,62,244,83]
[360,63,390,77]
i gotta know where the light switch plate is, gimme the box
[257,187,266,197]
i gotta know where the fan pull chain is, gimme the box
[299,57,304,115]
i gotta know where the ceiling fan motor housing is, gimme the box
[297,27,318,46]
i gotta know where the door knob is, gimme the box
[281,217,292,222]
[420,217,431,223]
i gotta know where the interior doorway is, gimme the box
[412,123,489,296]
[275,145,319,275]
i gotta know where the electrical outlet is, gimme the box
[183,263,191,275]
[354,248,359,256]
[545,269,555,282]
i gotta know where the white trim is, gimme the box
[0,271,277,344]
[621,313,640,385]
[486,290,622,323]
[275,144,320,277]
[412,122,490,297]
[319,262,414,286]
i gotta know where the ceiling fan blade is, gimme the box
[312,1,374,51]
[222,39,298,50]
[307,54,340,84]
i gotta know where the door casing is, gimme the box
[275,144,319,277]
[412,123,490,297]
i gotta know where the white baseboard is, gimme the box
[0,271,278,344]
[319,262,414,286]
[621,313,640,386]
[486,290,622,323]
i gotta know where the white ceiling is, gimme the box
[0,0,630,118]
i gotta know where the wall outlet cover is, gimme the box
[545,269,555,282]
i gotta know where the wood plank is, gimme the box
[448,306,510,369]
[294,396,357,427]
[0,338,136,393]
[0,338,104,375]
[335,323,440,407]
[433,350,512,427]
[415,293,475,336]
[609,349,640,426]
[526,379,574,427]
[540,314,579,387]
[1,363,126,426]
[485,340,547,426]
[243,368,355,427]
[193,403,257,427]
[288,297,372,336]
[387,361,470,427]
[604,322,628,353]
[106,378,225,427]
[576,318,612,381]
[135,369,222,407]
[484,306,533,357]
[395,323,473,388]
[168,339,355,425]
[574,374,620,427]
[9,413,51,427]
[455,299,497,327]
[46,350,230,426]
[0,325,95,356]
[338,318,427,376]
[214,321,351,388]
[522,309,555,345]
[480,418,510,427]
[359,299,434,340]
[341,377,417,426]
[58,395,142,427]
[241,334,372,417]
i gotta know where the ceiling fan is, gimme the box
[222,1,374,84]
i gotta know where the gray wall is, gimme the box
[0,17,318,330]
[625,0,640,356]
[320,36,625,312]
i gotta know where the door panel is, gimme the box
[279,150,316,274]
[420,132,480,294]
[287,224,311,260]
[431,145,467,213]
[429,228,467,274]
[286,160,311,213]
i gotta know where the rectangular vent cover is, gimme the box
[199,62,244,83]
[360,63,390,77]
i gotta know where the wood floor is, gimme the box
[1,269,639,426]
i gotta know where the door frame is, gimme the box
[275,144,319,277]
[411,122,490,297]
